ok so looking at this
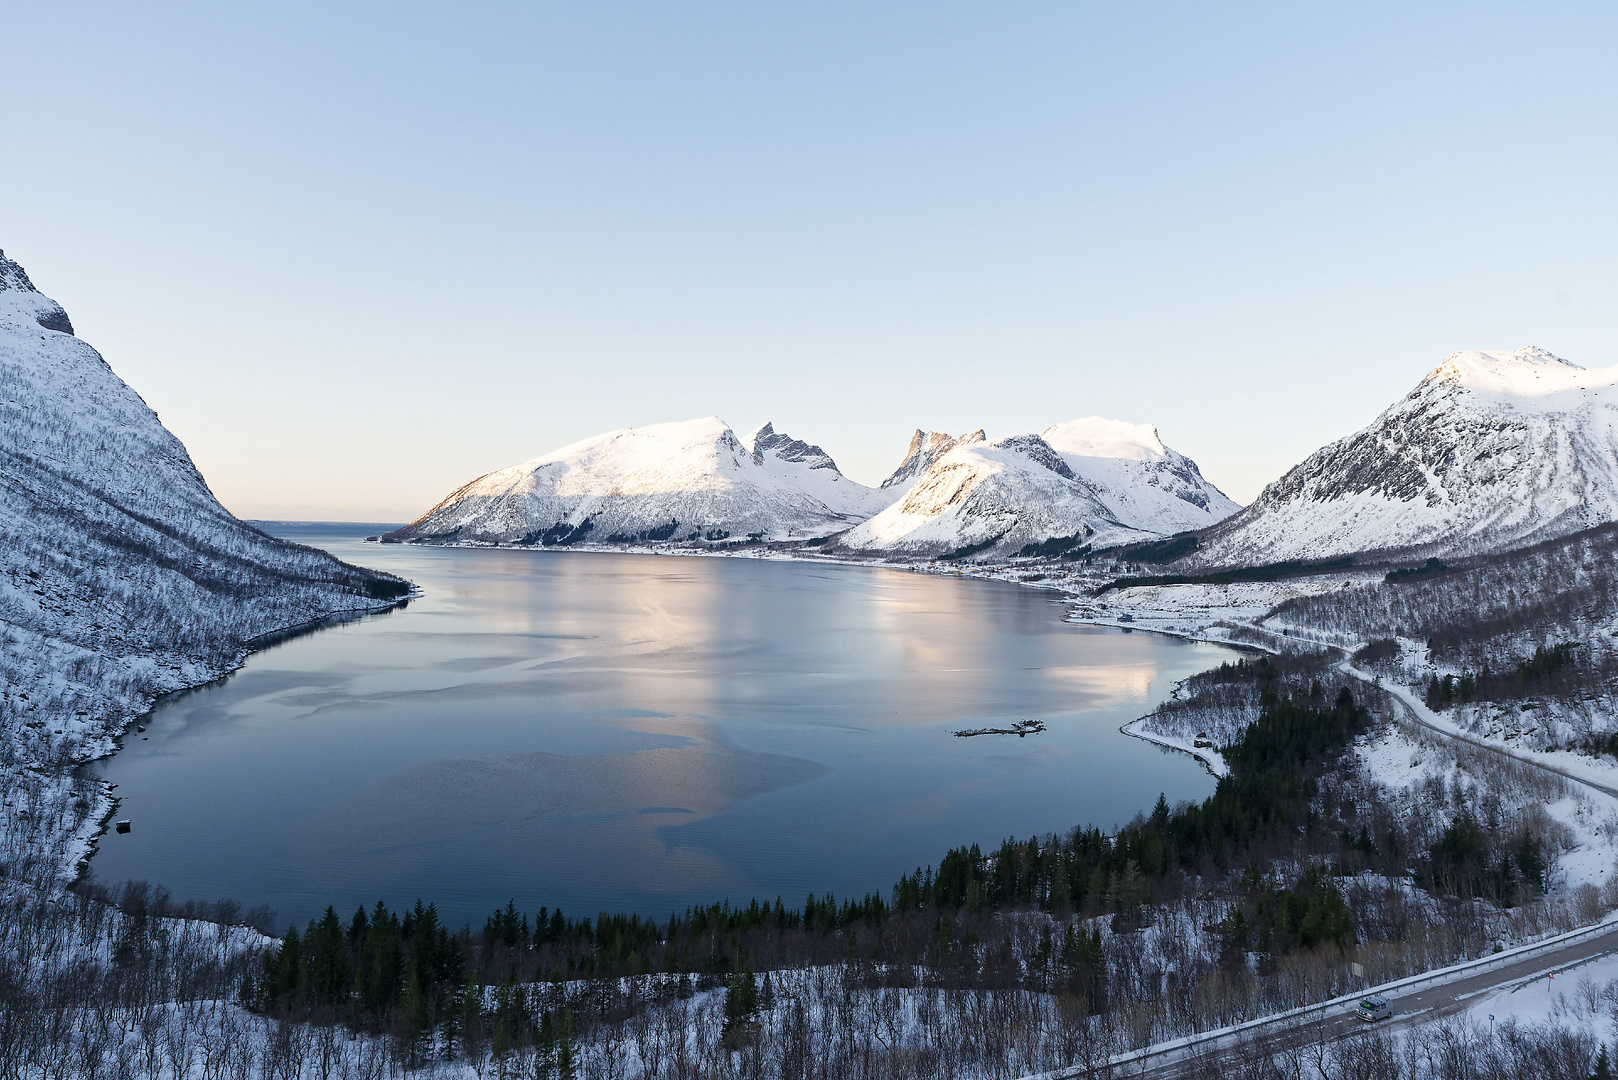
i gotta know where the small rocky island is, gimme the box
[951,719,1046,738]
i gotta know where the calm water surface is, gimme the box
[89,524,1232,927]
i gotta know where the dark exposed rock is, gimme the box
[751,422,839,471]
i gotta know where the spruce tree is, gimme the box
[1595,1045,1614,1080]
[530,1011,556,1079]
[555,1011,578,1080]
[307,907,349,1009]
[723,966,760,1046]
[399,957,432,1067]
[491,1017,511,1070]
[262,926,302,1007]
[759,970,776,1014]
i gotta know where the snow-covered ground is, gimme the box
[1120,716,1229,777]
[1355,714,1618,899]
[1460,948,1618,1042]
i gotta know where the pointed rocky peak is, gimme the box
[749,421,839,471]
[0,249,39,293]
[882,428,987,489]
[0,249,74,335]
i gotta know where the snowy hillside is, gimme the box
[1196,347,1618,566]
[1041,416,1240,535]
[0,248,405,880]
[832,419,1234,559]
[832,432,1154,558]
[386,417,894,546]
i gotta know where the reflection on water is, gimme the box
[88,525,1233,927]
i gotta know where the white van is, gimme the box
[1355,995,1392,1022]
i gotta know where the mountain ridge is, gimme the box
[386,416,894,545]
[1191,347,1618,567]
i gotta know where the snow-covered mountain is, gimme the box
[832,430,1160,558]
[0,248,404,878]
[387,417,894,545]
[748,422,896,520]
[881,429,987,490]
[1196,347,1618,566]
[1042,417,1240,536]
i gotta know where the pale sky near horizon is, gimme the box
[2,3,1614,521]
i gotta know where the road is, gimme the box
[1099,655,1618,1078]
[1036,622,1618,1079]
[1097,920,1618,1078]
[1340,660,1618,801]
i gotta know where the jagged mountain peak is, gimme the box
[0,249,38,292]
[838,431,1141,558]
[749,421,840,471]
[0,249,74,336]
[849,419,1238,558]
[997,433,1074,479]
[1043,416,1239,533]
[882,428,988,490]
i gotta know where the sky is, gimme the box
[2,2,1614,521]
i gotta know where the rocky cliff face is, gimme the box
[881,429,985,490]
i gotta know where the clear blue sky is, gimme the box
[3,3,1614,520]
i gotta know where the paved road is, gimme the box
[1113,923,1618,1078]
[1341,661,1618,801]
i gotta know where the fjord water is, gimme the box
[89,524,1229,928]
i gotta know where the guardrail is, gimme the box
[1024,910,1618,1079]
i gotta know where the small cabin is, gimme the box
[1193,733,1213,749]
[115,820,131,834]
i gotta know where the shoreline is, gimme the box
[68,593,413,890]
[78,540,1231,922]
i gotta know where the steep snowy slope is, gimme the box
[0,248,405,878]
[387,417,889,545]
[881,429,987,490]
[833,433,1153,558]
[1041,417,1240,535]
[1196,347,1618,566]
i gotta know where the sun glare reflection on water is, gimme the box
[87,526,1236,927]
